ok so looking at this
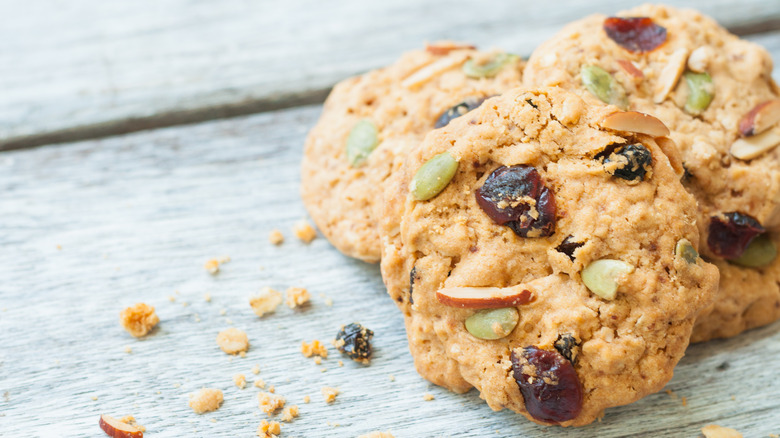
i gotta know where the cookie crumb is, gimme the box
[204,259,221,275]
[285,287,310,309]
[189,388,224,414]
[257,419,281,438]
[313,356,322,365]
[338,360,344,367]
[254,379,266,389]
[359,432,395,438]
[118,416,146,432]
[321,387,339,403]
[251,364,261,375]
[293,221,317,243]
[91,396,98,401]
[250,287,283,317]
[269,229,285,245]
[700,425,743,438]
[423,393,435,401]
[258,391,285,415]
[280,405,299,422]
[681,396,687,406]
[301,340,328,358]
[124,346,133,354]
[168,296,176,302]
[204,293,212,302]
[388,375,395,382]
[217,328,250,355]
[303,395,310,404]
[234,374,247,389]
[119,303,159,337]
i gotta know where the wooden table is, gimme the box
[2,1,779,436]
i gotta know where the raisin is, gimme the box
[554,334,579,363]
[335,323,374,362]
[475,165,557,238]
[435,96,489,129]
[510,346,583,423]
[707,212,765,259]
[555,236,584,260]
[602,143,652,182]
[409,266,420,305]
[603,17,667,53]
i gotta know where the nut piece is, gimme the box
[581,259,634,300]
[738,99,780,137]
[600,111,670,137]
[616,59,644,80]
[462,52,518,78]
[401,52,469,89]
[410,151,459,201]
[730,129,780,160]
[345,119,379,167]
[731,234,777,268]
[425,41,476,56]
[700,425,743,438]
[653,48,688,103]
[321,386,339,403]
[436,286,533,308]
[580,65,628,109]
[285,287,310,309]
[119,303,159,338]
[675,238,699,264]
[250,287,283,317]
[99,414,144,438]
[216,328,249,355]
[683,71,714,115]
[189,388,224,414]
[465,308,520,340]
[687,46,713,73]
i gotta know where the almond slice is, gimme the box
[99,415,143,438]
[653,47,688,103]
[617,59,643,80]
[436,286,533,308]
[426,41,476,56]
[738,99,780,137]
[600,111,670,137]
[401,52,470,89]
[654,136,684,177]
[730,128,780,160]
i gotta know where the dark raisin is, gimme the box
[707,212,765,259]
[603,17,667,53]
[525,98,538,109]
[434,96,488,129]
[510,346,583,423]
[554,334,579,363]
[475,165,557,238]
[409,266,420,305]
[603,143,652,182]
[335,323,374,362]
[555,236,584,260]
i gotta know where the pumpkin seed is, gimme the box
[346,119,379,167]
[465,308,519,340]
[675,238,699,264]
[581,259,634,300]
[410,152,459,201]
[683,71,714,115]
[463,53,518,78]
[731,234,777,268]
[581,65,628,110]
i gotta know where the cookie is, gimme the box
[522,4,780,341]
[301,43,524,262]
[379,87,719,426]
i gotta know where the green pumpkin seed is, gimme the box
[731,234,777,268]
[410,152,459,201]
[580,65,628,110]
[346,119,379,167]
[465,307,519,340]
[581,259,634,300]
[675,238,699,264]
[463,53,518,78]
[683,71,714,115]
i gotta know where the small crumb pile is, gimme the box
[293,221,317,243]
[257,419,281,438]
[250,287,283,317]
[301,340,328,359]
[700,425,743,438]
[280,405,299,422]
[359,432,395,438]
[189,388,224,414]
[423,393,435,401]
[204,256,230,275]
[268,229,284,245]
[119,303,159,338]
[234,374,247,389]
[254,379,266,389]
[258,391,286,415]
[216,328,250,355]
[321,386,339,403]
[285,287,310,309]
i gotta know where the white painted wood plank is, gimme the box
[1,105,779,437]
[2,0,780,143]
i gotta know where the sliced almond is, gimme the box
[600,111,670,138]
[99,415,144,438]
[738,99,780,137]
[426,41,476,56]
[653,48,689,104]
[730,128,780,160]
[616,59,644,81]
[687,46,713,73]
[436,286,533,308]
[654,136,684,177]
[401,52,469,89]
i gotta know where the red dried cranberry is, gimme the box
[708,212,765,259]
[603,17,667,53]
[435,96,489,129]
[511,346,583,423]
[475,165,557,237]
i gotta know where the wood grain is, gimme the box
[1,105,779,437]
[2,0,780,148]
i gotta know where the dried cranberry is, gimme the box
[475,165,557,237]
[335,323,374,362]
[511,346,583,423]
[603,143,652,182]
[555,236,584,260]
[434,96,489,129]
[603,17,667,53]
[708,212,765,259]
[554,334,579,363]
[408,266,420,304]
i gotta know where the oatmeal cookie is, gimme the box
[301,42,524,262]
[379,87,718,426]
[522,4,780,341]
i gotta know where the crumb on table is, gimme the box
[251,364,261,375]
[257,419,281,438]
[358,432,395,438]
[258,391,285,415]
[119,303,159,338]
[700,425,743,438]
[301,340,328,359]
[292,220,317,243]
[321,386,339,403]
[254,379,266,389]
[303,395,310,404]
[216,328,250,355]
[234,374,247,389]
[280,405,299,422]
[423,393,435,401]
[285,287,310,309]
[268,229,284,245]
[189,388,224,414]
[250,287,283,317]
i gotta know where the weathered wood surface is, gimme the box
[2,0,780,148]
[1,106,779,437]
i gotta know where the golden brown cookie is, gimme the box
[522,4,780,342]
[301,43,524,262]
[379,87,719,426]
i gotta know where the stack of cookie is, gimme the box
[301,4,780,426]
